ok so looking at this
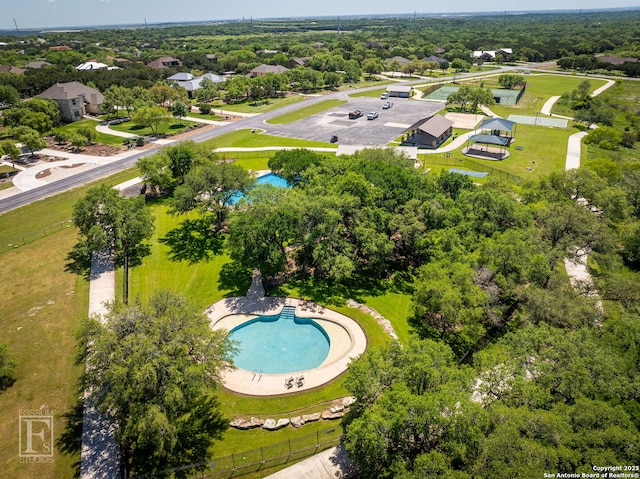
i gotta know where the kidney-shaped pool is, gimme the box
[228,306,330,374]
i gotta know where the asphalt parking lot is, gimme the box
[261,97,445,146]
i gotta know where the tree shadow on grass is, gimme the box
[284,273,389,307]
[56,397,83,478]
[64,241,92,281]
[218,261,253,297]
[159,217,224,264]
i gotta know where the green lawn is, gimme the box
[187,112,225,121]
[213,95,305,114]
[0,168,144,478]
[348,88,387,98]
[108,118,198,136]
[488,74,608,119]
[53,119,125,147]
[204,129,337,149]
[420,123,572,180]
[266,99,347,124]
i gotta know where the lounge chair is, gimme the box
[285,376,294,389]
[296,375,305,387]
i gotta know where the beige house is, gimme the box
[248,64,289,77]
[39,82,104,123]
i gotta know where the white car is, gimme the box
[380,92,389,99]
[367,111,379,120]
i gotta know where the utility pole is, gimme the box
[13,18,21,41]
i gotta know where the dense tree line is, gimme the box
[138,141,640,476]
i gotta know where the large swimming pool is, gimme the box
[229,306,330,374]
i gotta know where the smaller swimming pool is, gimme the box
[229,306,330,374]
[229,172,290,205]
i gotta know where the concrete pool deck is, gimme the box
[208,296,367,396]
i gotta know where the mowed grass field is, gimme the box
[266,99,347,124]
[204,129,338,149]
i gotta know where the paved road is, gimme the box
[0,64,562,216]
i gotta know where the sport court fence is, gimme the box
[0,218,74,255]
[421,153,524,184]
[131,426,344,479]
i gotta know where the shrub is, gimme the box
[198,103,212,115]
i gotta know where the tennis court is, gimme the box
[449,167,489,178]
[507,115,568,128]
[424,86,523,105]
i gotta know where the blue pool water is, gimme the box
[229,172,289,205]
[229,307,330,374]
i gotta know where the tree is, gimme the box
[0,344,16,392]
[0,140,21,171]
[148,84,175,106]
[362,58,383,78]
[267,148,323,186]
[171,162,254,230]
[451,58,471,72]
[0,84,20,105]
[72,185,154,303]
[11,125,46,156]
[388,59,402,77]
[498,74,526,89]
[21,111,53,135]
[583,126,621,149]
[79,290,235,478]
[131,106,171,135]
[171,100,189,126]
[446,85,495,113]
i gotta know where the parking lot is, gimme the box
[262,97,444,146]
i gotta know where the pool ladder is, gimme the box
[281,306,296,321]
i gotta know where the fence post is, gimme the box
[232,453,236,470]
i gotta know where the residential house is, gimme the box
[472,49,513,62]
[248,64,289,77]
[48,45,71,51]
[167,72,226,97]
[289,57,311,68]
[402,115,454,149]
[0,65,25,75]
[39,81,104,123]
[25,60,52,69]
[147,56,183,69]
[424,55,448,67]
[385,56,410,67]
[76,61,108,71]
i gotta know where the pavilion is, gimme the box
[463,117,516,160]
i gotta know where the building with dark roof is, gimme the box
[147,56,182,69]
[402,115,454,149]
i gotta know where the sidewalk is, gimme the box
[81,250,119,479]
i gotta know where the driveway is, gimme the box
[262,97,444,146]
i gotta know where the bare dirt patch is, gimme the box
[45,137,123,156]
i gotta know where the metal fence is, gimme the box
[0,218,74,255]
[131,426,343,479]
[420,153,524,184]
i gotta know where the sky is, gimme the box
[3,0,640,30]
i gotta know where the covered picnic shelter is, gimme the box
[463,118,516,160]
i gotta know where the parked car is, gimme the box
[382,101,392,109]
[348,109,364,119]
[380,92,389,99]
[367,111,379,120]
